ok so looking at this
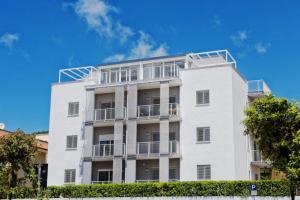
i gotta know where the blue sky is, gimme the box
[0,0,299,133]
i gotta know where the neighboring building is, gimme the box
[0,129,48,187]
[48,50,271,186]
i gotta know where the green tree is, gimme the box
[243,95,300,200]
[0,129,38,199]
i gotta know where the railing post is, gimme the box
[148,142,150,156]
[137,143,139,155]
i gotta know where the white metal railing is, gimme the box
[100,67,139,85]
[94,107,126,121]
[94,108,115,121]
[136,179,159,183]
[59,66,96,83]
[136,142,160,156]
[169,103,179,116]
[137,104,160,118]
[91,181,112,184]
[248,80,270,94]
[169,141,180,155]
[252,150,262,162]
[143,62,179,81]
[187,50,236,68]
[92,143,126,158]
[92,144,114,157]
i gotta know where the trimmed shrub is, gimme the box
[42,180,290,198]
[0,180,290,199]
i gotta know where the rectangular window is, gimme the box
[197,127,210,142]
[64,169,76,183]
[68,102,79,116]
[196,90,209,105]
[197,165,211,180]
[66,135,78,150]
[130,67,138,81]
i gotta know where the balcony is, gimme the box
[251,150,269,168]
[92,143,126,158]
[137,103,179,118]
[94,107,127,121]
[136,142,160,157]
[169,103,179,116]
[169,141,180,156]
[99,61,181,85]
[248,80,271,97]
[137,104,160,118]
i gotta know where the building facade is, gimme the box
[47,50,270,186]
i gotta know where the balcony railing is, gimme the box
[252,150,262,162]
[94,107,126,121]
[169,103,179,116]
[169,141,180,155]
[95,108,115,121]
[92,144,114,157]
[91,181,112,184]
[137,104,160,118]
[92,143,126,158]
[136,142,160,156]
[136,179,159,183]
[248,80,270,94]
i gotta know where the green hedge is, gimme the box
[0,180,290,199]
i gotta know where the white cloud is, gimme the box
[213,15,221,27]
[255,41,270,54]
[104,54,126,62]
[0,33,19,47]
[230,30,248,46]
[72,0,133,43]
[129,31,168,59]
[104,31,168,62]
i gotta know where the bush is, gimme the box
[0,186,37,199]
[41,180,290,198]
[0,180,290,199]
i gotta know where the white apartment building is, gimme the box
[48,50,271,186]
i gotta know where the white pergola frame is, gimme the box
[58,66,97,83]
[186,49,237,68]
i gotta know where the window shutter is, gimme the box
[204,128,210,141]
[197,165,211,180]
[64,169,76,183]
[196,90,209,105]
[66,135,77,149]
[169,168,177,180]
[197,128,204,141]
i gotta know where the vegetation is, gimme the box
[243,95,300,200]
[0,129,38,199]
[0,180,291,199]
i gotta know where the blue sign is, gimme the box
[250,184,257,191]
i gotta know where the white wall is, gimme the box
[48,81,86,186]
[231,69,249,180]
[179,65,245,181]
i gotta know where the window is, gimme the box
[68,102,79,116]
[169,168,177,180]
[97,170,113,182]
[66,135,77,150]
[130,67,138,81]
[151,168,159,180]
[196,90,209,105]
[64,169,76,183]
[169,132,176,141]
[197,165,211,180]
[197,127,210,143]
[169,96,176,104]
